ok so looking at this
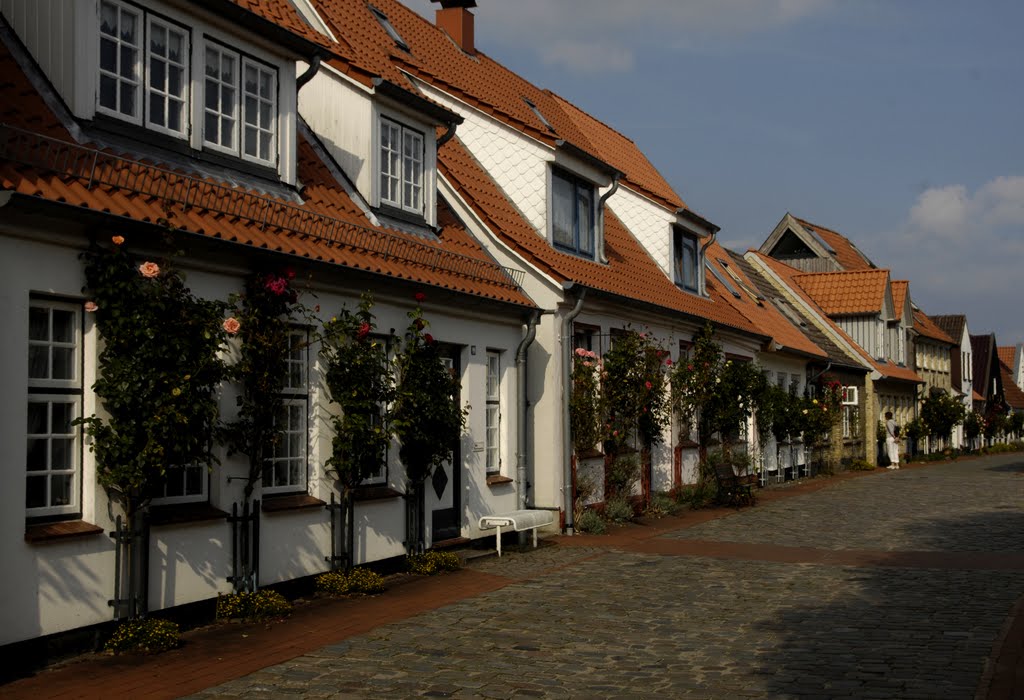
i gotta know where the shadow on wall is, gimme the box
[150,523,228,610]
[35,536,115,635]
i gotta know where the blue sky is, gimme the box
[411,1,1024,346]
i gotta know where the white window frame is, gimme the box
[26,300,83,518]
[485,351,501,475]
[201,43,240,156]
[152,463,208,505]
[379,116,424,214]
[97,0,144,124]
[262,330,308,494]
[144,14,190,139]
[841,386,859,406]
[241,57,278,167]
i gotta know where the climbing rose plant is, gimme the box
[601,329,670,454]
[321,293,394,490]
[224,270,307,499]
[391,297,466,484]
[920,392,967,443]
[569,347,602,454]
[78,236,229,514]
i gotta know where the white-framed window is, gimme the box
[551,167,595,258]
[203,44,239,155]
[26,300,83,517]
[379,117,424,213]
[841,386,859,406]
[98,0,143,123]
[262,330,308,493]
[485,351,501,475]
[97,1,281,165]
[242,58,277,165]
[842,405,860,439]
[154,463,207,504]
[145,15,189,137]
[673,227,699,292]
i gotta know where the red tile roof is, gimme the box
[998,346,1016,368]
[914,309,954,345]
[890,280,908,316]
[795,217,876,271]
[749,253,921,384]
[311,0,688,212]
[793,269,891,316]
[999,361,1024,409]
[705,251,826,359]
[439,136,758,333]
[0,36,531,308]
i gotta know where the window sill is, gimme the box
[261,494,326,513]
[352,486,404,502]
[486,474,513,486]
[149,502,228,527]
[575,448,604,460]
[25,519,104,544]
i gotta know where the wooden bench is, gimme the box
[712,462,757,507]
[478,509,554,556]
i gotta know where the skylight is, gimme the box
[706,260,741,299]
[523,97,555,133]
[369,5,409,52]
[801,224,836,254]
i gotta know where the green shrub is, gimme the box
[606,454,641,498]
[646,491,679,517]
[105,618,180,654]
[604,494,635,523]
[575,509,606,534]
[676,481,717,509]
[407,551,461,576]
[848,459,875,471]
[316,567,386,596]
[216,590,292,621]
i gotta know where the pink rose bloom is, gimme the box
[666,358,673,366]
[265,277,288,295]
[414,292,427,303]
[583,361,592,367]
[645,381,653,390]
[222,317,241,335]
[84,301,98,312]
[111,235,125,245]
[575,348,587,357]
[139,261,160,278]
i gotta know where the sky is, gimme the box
[409,1,1024,345]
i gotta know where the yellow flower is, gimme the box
[172,387,181,396]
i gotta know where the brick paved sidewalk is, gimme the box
[4,459,1022,700]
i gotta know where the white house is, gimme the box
[0,0,538,649]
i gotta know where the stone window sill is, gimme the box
[486,474,513,486]
[261,494,326,513]
[25,519,104,544]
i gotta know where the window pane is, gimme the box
[52,438,72,470]
[28,346,49,380]
[185,465,202,496]
[26,438,47,471]
[27,402,48,434]
[551,172,575,247]
[29,307,49,340]
[100,36,117,73]
[577,186,594,254]
[51,401,73,433]
[100,74,117,110]
[52,347,74,381]
[26,475,46,509]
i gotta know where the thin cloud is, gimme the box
[420,0,837,74]
[867,175,1024,341]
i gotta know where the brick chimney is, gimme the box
[432,0,476,55]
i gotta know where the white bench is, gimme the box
[478,509,555,556]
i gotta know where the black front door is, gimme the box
[429,347,462,544]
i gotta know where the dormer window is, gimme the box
[379,117,424,214]
[673,226,699,292]
[551,167,595,258]
[94,0,282,171]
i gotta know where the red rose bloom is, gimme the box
[357,322,371,340]
[424,333,434,344]
[414,292,426,303]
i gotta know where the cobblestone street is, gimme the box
[184,456,1024,700]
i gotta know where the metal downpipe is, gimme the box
[561,285,586,533]
[515,311,541,512]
